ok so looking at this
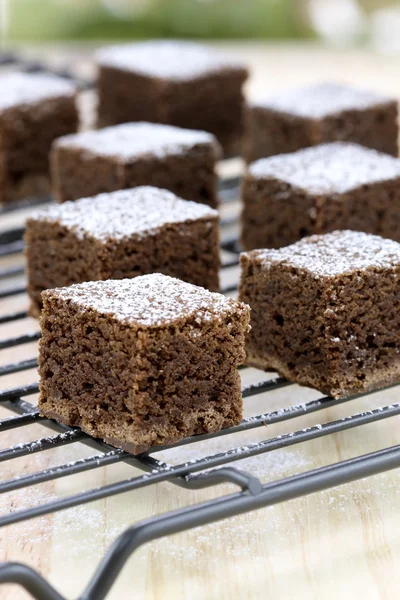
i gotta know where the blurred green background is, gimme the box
[3,0,303,41]
[1,0,400,47]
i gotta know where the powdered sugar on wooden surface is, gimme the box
[245,230,400,277]
[252,82,393,119]
[249,142,400,194]
[96,40,247,80]
[55,121,220,160]
[30,186,218,241]
[50,273,249,326]
[0,72,76,111]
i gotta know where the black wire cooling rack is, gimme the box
[1,52,400,600]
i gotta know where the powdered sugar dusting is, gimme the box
[249,142,400,194]
[55,121,219,160]
[30,186,218,242]
[252,82,393,119]
[96,40,247,80]
[49,273,248,326]
[0,72,76,111]
[245,230,400,277]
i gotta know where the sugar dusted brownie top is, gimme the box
[30,186,218,242]
[245,230,400,278]
[54,122,220,161]
[0,72,76,112]
[47,273,248,327]
[249,142,400,195]
[251,82,394,119]
[96,40,247,80]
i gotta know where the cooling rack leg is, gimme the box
[182,467,263,494]
[0,562,65,600]
[81,444,400,600]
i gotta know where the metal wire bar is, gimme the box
[0,265,25,280]
[0,240,24,256]
[0,382,39,401]
[221,256,240,268]
[0,285,26,298]
[0,357,37,376]
[0,310,29,325]
[0,429,85,462]
[0,411,40,432]
[2,400,399,529]
[0,449,127,494]
[241,376,290,397]
[0,332,41,349]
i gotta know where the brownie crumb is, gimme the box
[0,72,78,205]
[38,274,250,453]
[242,142,400,250]
[239,230,400,399]
[25,186,220,316]
[51,122,221,206]
[95,41,248,155]
[243,82,398,163]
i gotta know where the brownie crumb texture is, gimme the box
[0,72,78,204]
[239,230,400,399]
[25,186,220,316]
[51,121,221,206]
[38,274,250,453]
[241,142,400,250]
[95,41,248,155]
[243,82,398,162]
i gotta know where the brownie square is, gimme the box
[25,186,220,316]
[241,142,400,250]
[38,274,250,453]
[239,230,400,399]
[51,121,221,207]
[0,72,78,204]
[243,82,398,163]
[95,41,248,155]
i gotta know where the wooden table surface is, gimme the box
[1,42,400,600]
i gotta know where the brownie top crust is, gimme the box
[95,40,248,80]
[54,121,221,160]
[0,72,76,112]
[30,186,218,242]
[251,82,394,119]
[45,273,248,327]
[248,142,400,195]
[243,230,400,278]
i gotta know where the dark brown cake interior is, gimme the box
[239,231,400,399]
[241,142,400,250]
[25,186,220,316]
[0,73,78,204]
[243,82,398,163]
[96,42,248,155]
[39,275,250,453]
[51,122,220,207]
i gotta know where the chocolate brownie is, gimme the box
[243,82,398,163]
[242,142,400,250]
[51,122,221,207]
[25,186,220,316]
[38,274,250,453]
[95,41,248,155]
[239,230,400,399]
[0,72,78,205]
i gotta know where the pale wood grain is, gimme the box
[2,42,400,600]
